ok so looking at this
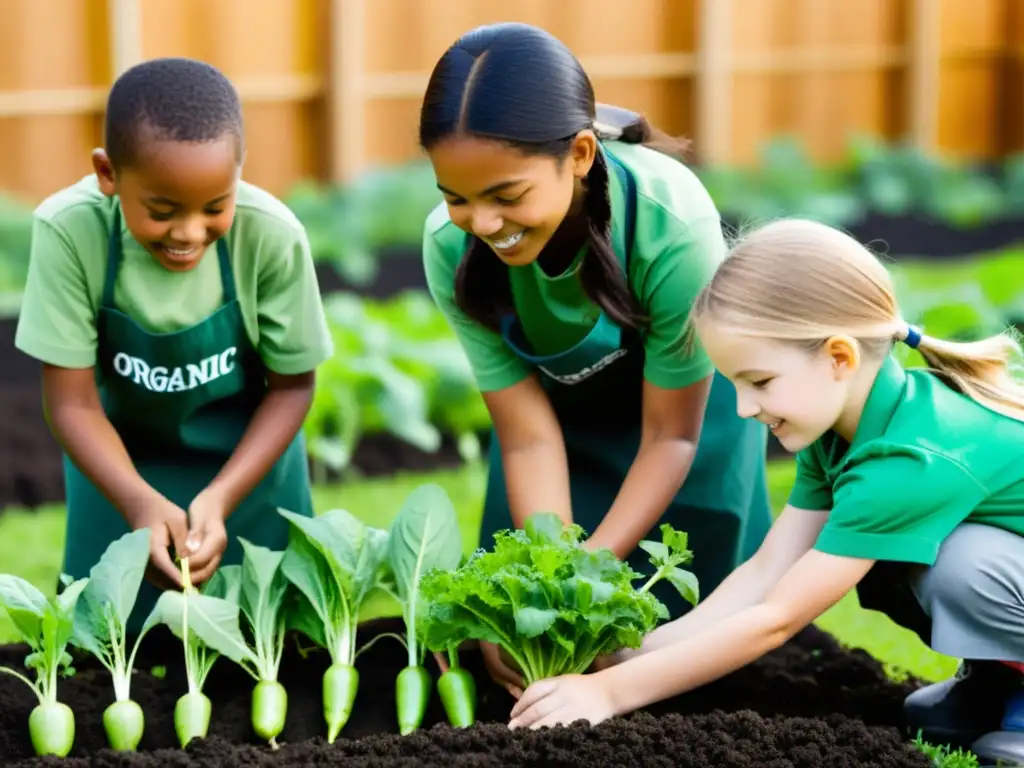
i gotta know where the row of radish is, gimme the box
[0,483,699,758]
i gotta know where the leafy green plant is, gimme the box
[169,542,291,748]
[0,573,88,757]
[912,732,980,767]
[694,134,1024,232]
[846,135,1007,228]
[284,160,442,270]
[70,528,156,752]
[418,513,698,688]
[0,192,33,300]
[148,559,235,748]
[384,483,464,734]
[277,507,391,742]
[303,291,490,479]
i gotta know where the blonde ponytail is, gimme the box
[912,331,1024,421]
[690,218,1024,423]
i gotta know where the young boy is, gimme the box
[15,57,333,631]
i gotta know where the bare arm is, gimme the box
[484,375,572,528]
[42,364,189,587]
[619,504,829,659]
[584,376,711,559]
[202,369,315,515]
[603,544,875,716]
[42,364,163,516]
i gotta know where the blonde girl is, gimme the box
[508,218,1024,766]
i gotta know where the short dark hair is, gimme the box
[419,23,689,334]
[104,57,244,168]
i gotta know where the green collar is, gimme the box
[849,354,907,452]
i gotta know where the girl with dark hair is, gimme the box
[419,22,772,696]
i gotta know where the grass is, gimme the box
[0,458,958,685]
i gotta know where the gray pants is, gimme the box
[904,523,1024,662]
[855,523,1024,662]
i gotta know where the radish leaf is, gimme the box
[386,483,463,667]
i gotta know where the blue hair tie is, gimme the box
[903,325,922,349]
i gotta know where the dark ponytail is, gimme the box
[420,22,690,334]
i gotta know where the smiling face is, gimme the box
[426,133,596,266]
[695,320,869,452]
[93,129,242,272]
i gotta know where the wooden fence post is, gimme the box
[329,0,366,184]
[109,0,143,78]
[695,0,732,165]
[906,0,940,150]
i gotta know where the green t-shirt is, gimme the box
[15,174,333,376]
[788,354,1024,564]
[422,141,724,392]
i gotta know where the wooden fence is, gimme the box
[0,0,1021,202]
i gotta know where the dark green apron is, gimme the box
[480,154,773,618]
[61,206,315,632]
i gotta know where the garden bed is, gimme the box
[0,383,477,509]
[0,616,933,767]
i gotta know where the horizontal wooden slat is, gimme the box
[361,47,908,100]
[0,88,108,118]
[0,0,1021,202]
[730,46,907,73]
[0,75,325,118]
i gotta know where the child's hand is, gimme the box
[128,497,191,590]
[589,652,621,672]
[509,673,616,729]
[481,641,525,698]
[184,488,229,586]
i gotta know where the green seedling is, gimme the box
[278,507,391,743]
[0,573,87,757]
[71,529,158,752]
[149,557,229,748]
[385,484,464,735]
[170,542,290,749]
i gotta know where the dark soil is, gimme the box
[0,386,67,510]
[0,380,484,512]
[0,617,934,767]
[844,212,1024,261]
[314,246,426,299]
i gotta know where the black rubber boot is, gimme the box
[903,660,1020,749]
[968,688,1024,767]
[971,730,1024,767]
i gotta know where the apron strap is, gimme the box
[102,204,124,309]
[101,205,237,306]
[605,149,637,269]
[216,237,236,302]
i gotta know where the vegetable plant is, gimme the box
[149,559,233,748]
[384,483,464,734]
[171,541,291,748]
[70,528,157,752]
[0,573,88,757]
[436,645,476,728]
[277,506,391,742]
[418,513,699,688]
